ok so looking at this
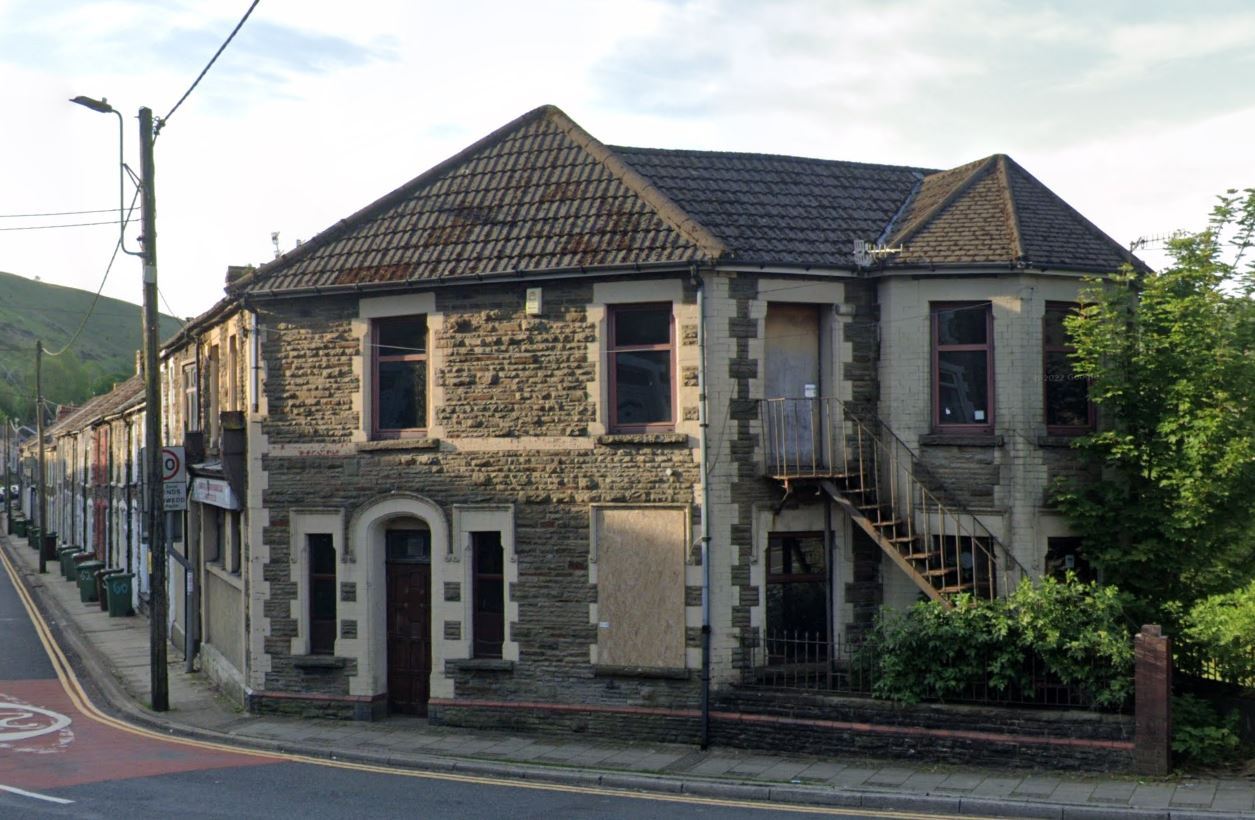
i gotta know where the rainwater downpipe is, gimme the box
[694,266,712,750]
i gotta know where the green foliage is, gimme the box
[1180,580,1255,686]
[1055,189,1255,623]
[862,575,1133,709]
[0,269,180,426]
[1172,694,1240,767]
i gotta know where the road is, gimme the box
[0,547,950,819]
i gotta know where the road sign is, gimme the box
[162,446,187,511]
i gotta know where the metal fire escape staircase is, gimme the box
[761,398,1028,605]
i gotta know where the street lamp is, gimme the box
[70,95,168,713]
[69,97,136,257]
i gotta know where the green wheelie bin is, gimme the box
[106,574,135,617]
[76,560,105,603]
[57,546,79,581]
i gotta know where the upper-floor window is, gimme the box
[206,345,220,445]
[932,302,993,431]
[227,335,239,412]
[1043,303,1093,434]
[182,363,199,432]
[608,304,673,432]
[373,316,428,437]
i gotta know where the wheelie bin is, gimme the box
[106,574,135,617]
[76,560,105,603]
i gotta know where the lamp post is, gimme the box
[70,95,168,712]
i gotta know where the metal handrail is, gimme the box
[761,397,1030,600]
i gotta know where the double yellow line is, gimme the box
[0,541,954,817]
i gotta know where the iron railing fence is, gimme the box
[760,397,1030,602]
[743,629,1109,710]
[1175,643,1255,689]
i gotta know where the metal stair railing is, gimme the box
[761,397,1030,603]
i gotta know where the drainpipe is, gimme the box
[694,266,712,750]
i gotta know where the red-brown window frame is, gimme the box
[607,303,675,433]
[931,302,994,433]
[1042,302,1095,436]
[371,316,428,439]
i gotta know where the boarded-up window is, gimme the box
[593,507,687,668]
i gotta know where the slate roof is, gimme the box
[886,154,1145,272]
[607,147,927,268]
[235,106,1142,297]
[44,376,143,440]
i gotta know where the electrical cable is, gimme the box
[0,208,117,219]
[0,219,123,232]
[158,0,261,131]
[45,190,140,358]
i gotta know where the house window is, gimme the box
[765,533,828,661]
[206,345,220,446]
[228,510,242,575]
[182,363,200,432]
[608,304,673,431]
[1043,303,1093,434]
[373,316,427,436]
[308,533,336,655]
[1045,536,1093,583]
[932,303,993,430]
[227,335,239,412]
[471,531,504,659]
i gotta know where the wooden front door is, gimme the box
[385,528,431,716]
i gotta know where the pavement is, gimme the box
[4,526,1255,819]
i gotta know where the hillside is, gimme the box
[0,270,183,424]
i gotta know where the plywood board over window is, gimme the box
[593,506,687,668]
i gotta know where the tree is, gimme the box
[1055,189,1255,625]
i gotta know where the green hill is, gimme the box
[0,270,183,424]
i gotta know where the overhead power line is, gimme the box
[159,0,261,130]
[0,219,123,232]
[0,208,117,219]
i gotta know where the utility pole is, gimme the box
[35,341,48,574]
[139,106,168,712]
[4,419,10,530]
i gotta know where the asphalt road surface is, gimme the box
[0,551,948,820]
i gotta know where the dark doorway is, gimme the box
[385,525,431,716]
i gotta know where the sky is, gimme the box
[0,0,1252,321]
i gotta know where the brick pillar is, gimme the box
[1134,624,1172,775]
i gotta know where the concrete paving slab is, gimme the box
[1169,781,1218,806]
[726,757,777,776]
[899,771,949,793]
[1013,775,1062,798]
[1046,781,1096,803]
[1129,783,1176,808]
[753,759,811,782]
[688,755,739,776]
[864,766,917,787]
[827,766,877,788]
[970,775,1024,798]
[1088,780,1137,803]
[935,771,986,792]
[794,761,846,782]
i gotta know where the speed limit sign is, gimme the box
[162,446,187,511]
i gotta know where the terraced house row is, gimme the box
[19,106,1145,762]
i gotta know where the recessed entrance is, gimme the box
[385,521,431,716]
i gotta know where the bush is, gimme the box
[1180,580,1255,685]
[862,574,1133,709]
[1172,694,1240,767]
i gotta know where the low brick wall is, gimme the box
[248,690,386,721]
[712,688,1134,771]
[429,698,703,745]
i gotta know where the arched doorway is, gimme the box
[384,517,431,715]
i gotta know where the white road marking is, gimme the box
[0,783,75,805]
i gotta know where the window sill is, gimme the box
[592,664,692,680]
[293,655,347,670]
[919,433,1004,448]
[596,433,688,447]
[205,562,244,590]
[357,437,440,453]
[445,658,514,673]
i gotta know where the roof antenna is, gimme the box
[271,231,281,259]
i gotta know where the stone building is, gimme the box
[30,105,1142,744]
[171,104,1142,732]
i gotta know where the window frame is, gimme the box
[1042,302,1095,436]
[371,315,429,439]
[607,303,676,433]
[470,531,505,660]
[931,302,995,433]
[182,362,200,432]
[308,533,337,656]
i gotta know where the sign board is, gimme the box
[162,446,187,511]
[190,477,240,510]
